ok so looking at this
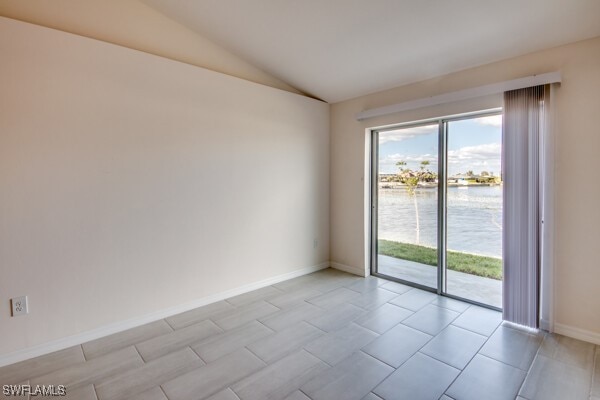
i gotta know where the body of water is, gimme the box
[378,185,502,258]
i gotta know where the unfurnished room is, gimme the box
[0,1,599,399]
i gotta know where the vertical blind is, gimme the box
[502,85,546,328]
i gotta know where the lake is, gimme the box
[378,185,502,258]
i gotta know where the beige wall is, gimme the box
[0,17,329,357]
[0,0,303,96]
[330,37,600,336]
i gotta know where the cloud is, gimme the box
[474,114,502,127]
[381,116,500,146]
[379,153,438,173]
[448,142,501,160]
[379,143,501,175]
[379,125,437,144]
[448,143,501,175]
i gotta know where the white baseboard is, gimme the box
[330,261,367,277]
[0,262,330,368]
[554,322,600,345]
[539,318,551,332]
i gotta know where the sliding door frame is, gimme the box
[370,108,503,311]
[437,120,448,296]
[370,119,442,293]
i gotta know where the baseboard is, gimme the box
[330,261,367,277]
[554,322,600,345]
[539,318,551,332]
[0,262,330,368]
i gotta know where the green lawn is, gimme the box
[378,239,502,280]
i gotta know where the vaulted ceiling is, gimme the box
[144,0,600,102]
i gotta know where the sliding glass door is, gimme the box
[372,122,439,290]
[372,111,503,309]
[445,115,503,307]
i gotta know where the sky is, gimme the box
[378,114,502,176]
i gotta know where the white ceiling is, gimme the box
[143,0,600,103]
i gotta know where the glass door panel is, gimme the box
[445,115,503,307]
[374,123,439,290]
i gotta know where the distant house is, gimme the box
[450,173,473,185]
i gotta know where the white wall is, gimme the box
[0,0,302,95]
[330,37,600,339]
[0,17,329,357]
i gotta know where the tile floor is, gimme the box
[0,268,598,400]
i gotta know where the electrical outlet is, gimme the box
[11,296,28,317]
[313,239,318,248]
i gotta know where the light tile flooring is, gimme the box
[1,268,598,400]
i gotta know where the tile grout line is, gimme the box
[477,352,534,371]
[590,345,598,398]
[353,320,390,336]
[427,304,462,315]
[440,318,504,398]
[230,386,244,400]
[515,328,547,399]
[410,351,463,397]
[362,331,461,397]
[163,318,177,331]
[229,387,242,400]
[347,321,383,337]
[133,344,149,364]
[445,323,489,339]
[428,318,486,398]
[263,297,279,308]
[254,318,278,333]
[242,345,269,366]
[224,298,237,307]
[385,302,417,314]
[91,383,100,400]
[357,349,400,370]
[188,345,208,365]
[159,385,170,400]
[417,350,463,372]
[301,319,330,334]
[80,344,89,362]
[447,317,499,338]
[302,347,334,368]
[358,348,400,377]
[303,299,329,311]
[299,388,315,400]
[398,308,461,337]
